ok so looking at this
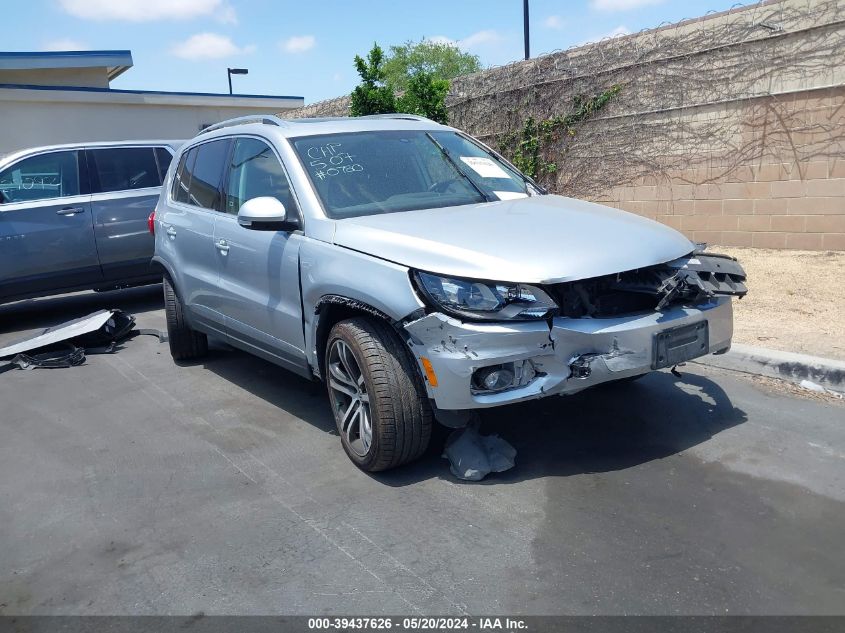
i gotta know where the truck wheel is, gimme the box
[325,317,432,472]
[163,275,208,361]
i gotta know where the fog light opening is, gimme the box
[476,366,515,392]
[472,360,538,394]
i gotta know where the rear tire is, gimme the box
[163,275,208,361]
[325,317,432,472]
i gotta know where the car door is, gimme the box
[157,141,228,334]
[213,136,308,374]
[0,149,100,301]
[87,145,173,282]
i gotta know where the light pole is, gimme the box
[227,67,248,95]
[523,0,530,60]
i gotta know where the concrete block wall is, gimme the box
[592,88,845,251]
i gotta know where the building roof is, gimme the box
[0,49,303,105]
[0,83,303,109]
[0,50,134,81]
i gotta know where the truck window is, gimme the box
[0,151,80,204]
[89,147,161,193]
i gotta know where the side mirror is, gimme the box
[237,196,293,230]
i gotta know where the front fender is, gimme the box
[299,239,425,374]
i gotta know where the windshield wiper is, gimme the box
[456,132,547,196]
[425,133,496,203]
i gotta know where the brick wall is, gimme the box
[592,87,845,251]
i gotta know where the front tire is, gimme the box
[163,275,208,361]
[325,318,432,472]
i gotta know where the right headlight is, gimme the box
[413,271,558,321]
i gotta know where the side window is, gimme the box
[224,137,296,215]
[172,148,195,205]
[89,147,160,193]
[187,140,230,211]
[155,147,174,182]
[0,151,80,204]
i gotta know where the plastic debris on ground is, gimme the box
[442,420,517,481]
[0,310,165,372]
[799,379,844,399]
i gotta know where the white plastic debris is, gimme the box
[442,421,516,481]
[800,379,827,393]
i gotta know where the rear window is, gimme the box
[89,147,161,193]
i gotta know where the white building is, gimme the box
[0,50,304,156]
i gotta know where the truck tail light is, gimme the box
[148,210,156,235]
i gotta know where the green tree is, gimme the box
[396,71,450,124]
[383,39,482,91]
[350,43,396,117]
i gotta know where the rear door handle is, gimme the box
[56,207,84,216]
[215,239,230,254]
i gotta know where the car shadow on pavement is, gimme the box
[199,346,338,435]
[375,369,749,486]
[198,345,747,486]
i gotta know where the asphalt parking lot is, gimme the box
[1,286,843,615]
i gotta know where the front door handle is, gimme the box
[56,207,84,216]
[215,239,230,254]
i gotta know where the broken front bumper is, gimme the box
[404,297,733,410]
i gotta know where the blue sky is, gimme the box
[8,0,744,103]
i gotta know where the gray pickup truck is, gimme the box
[0,140,180,303]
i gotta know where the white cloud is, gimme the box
[217,5,238,24]
[543,15,564,29]
[458,30,502,49]
[281,35,316,54]
[590,0,664,11]
[578,25,631,45]
[424,30,502,52]
[42,38,89,51]
[171,33,255,60]
[59,0,237,22]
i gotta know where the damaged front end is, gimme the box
[550,252,747,318]
[404,251,746,411]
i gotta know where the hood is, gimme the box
[332,195,695,284]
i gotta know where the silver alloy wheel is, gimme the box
[327,339,373,457]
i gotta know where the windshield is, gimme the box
[291,130,540,219]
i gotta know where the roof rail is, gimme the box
[358,114,434,123]
[200,115,288,134]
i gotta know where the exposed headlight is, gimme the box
[413,271,558,321]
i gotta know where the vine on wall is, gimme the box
[498,85,622,183]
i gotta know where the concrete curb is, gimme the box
[692,343,845,394]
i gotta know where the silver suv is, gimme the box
[152,114,746,471]
[1,141,180,303]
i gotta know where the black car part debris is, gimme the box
[550,252,747,318]
[0,310,165,371]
